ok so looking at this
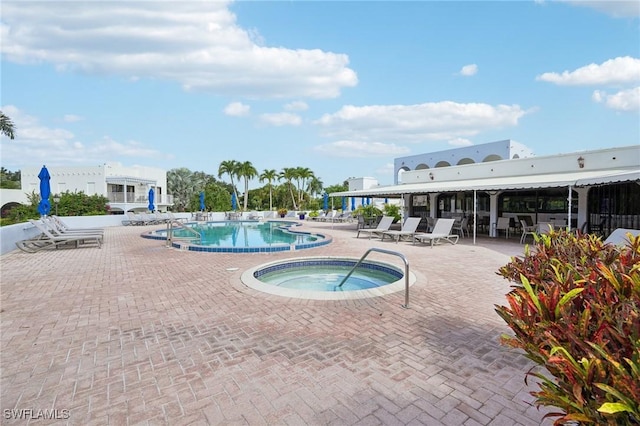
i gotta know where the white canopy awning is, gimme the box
[106,176,156,185]
[330,168,640,197]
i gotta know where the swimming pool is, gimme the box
[144,220,331,253]
[242,257,416,300]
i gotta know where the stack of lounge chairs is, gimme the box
[16,217,104,253]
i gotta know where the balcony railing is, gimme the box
[107,192,173,205]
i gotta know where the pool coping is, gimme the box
[140,220,332,253]
[241,256,417,300]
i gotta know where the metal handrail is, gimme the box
[166,220,201,247]
[337,247,411,308]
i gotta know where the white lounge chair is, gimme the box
[51,216,104,233]
[413,218,459,247]
[381,217,422,243]
[17,219,102,253]
[321,210,337,222]
[603,228,640,246]
[43,217,104,239]
[356,216,394,239]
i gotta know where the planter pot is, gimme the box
[299,214,305,220]
[280,214,286,218]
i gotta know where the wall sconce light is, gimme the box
[429,172,434,180]
[577,156,585,168]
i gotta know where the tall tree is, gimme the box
[238,161,257,211]
[295,167,314,205]
[218,160,240,206]
[259,169,278,212]
[279,167,298,210]
[167,167,198,211]
[307,176,324,198]
[0,111,15,139]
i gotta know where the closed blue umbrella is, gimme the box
[366,197,371,206]
[323,193,329,211]
[385,198,389,204]
[148,188,155,212]
[199,191,205,211]
[342,197,347,211]
[231,192,237,210]
[351,197,355,211]
[361,197,365,206]
[37,165,51,216]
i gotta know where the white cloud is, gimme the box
[448,138,473,147]
[536,56,640,86]
[592,87,640,111]
[376,163,396,179]
[313,140,410,158]
[0,105,171,168]
[259,112,302,126]
[0,1,357,99]
[459,64,478,76]
[557,1,640,18]
[315,101,527,142]
[284,101,309,112]
[224,102,251,116]
[63,114,83,122]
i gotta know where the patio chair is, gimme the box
[494,217,511,238]
[321,210,337,222]
[381,217,422,243]
[453,217,469,238]
[603,228,640,247]
[519,219,537,244]
[413,218,459,247]
[43,217,104,239]
[51,216,104,234]
[17,219,102,253]
[356,216,394,239]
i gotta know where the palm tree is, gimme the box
[237,161,257,211]
[279,167,298,211]
[167,167,202,211]
[218,160,240,206]
[1,111,15,139]
[307,176,324,198]
[295,167,314,206]
[260,169,278,212]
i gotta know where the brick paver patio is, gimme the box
[1,220,553,425]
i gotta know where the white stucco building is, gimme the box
[333,141,640,239]
[17,162,172,213]
[394,139,534,184]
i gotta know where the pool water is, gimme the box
[257,265,399,291]
[171,221,318,247]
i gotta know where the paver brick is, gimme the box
[0,223,555,425]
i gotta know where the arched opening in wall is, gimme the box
[434,161,451,168]
[397,167,410,183]
[482,154,503,162]
[1,202,23,218]
[457,158,475,165]
[415,163,429,170]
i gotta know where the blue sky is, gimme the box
[1,0,639,189]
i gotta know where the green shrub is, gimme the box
[495,229,639,425]
[383,203,401,223]
[355,204,382,219]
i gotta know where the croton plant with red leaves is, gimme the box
[496,229,639,425]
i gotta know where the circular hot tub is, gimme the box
[241,257,416,300]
